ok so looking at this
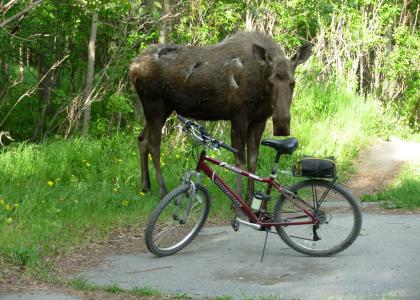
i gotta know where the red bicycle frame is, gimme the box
[195,150,318,229]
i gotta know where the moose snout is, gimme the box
[272,118,290,136]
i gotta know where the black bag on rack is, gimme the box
[293,157,336,178]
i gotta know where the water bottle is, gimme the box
[251,191,264,211]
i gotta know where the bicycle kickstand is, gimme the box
[260,229,269,263]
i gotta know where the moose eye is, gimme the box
[275,73,287,80]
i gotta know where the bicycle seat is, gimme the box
[261,138,298,155]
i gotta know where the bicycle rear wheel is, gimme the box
[274,179,362,256]
[145,183,211,257]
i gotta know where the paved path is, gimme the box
[346,137,420,197]
[79,213,420,299]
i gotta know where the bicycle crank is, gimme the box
[231,218,240,231]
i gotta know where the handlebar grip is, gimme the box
[220,142,238,154]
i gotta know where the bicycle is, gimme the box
[144,115,362,258]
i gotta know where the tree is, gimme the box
[81,11,99,135]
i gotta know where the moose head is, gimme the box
[252,42,313,136]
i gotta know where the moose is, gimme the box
[129,31,312,200]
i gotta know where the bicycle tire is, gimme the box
[144,183,211,257]
[274,179,362,256]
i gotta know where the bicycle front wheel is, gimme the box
[145,183,211,257]
[274,179,362,256]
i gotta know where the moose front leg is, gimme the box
[230,121,247,201]
[246,120,266,201]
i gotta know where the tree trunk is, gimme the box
[0,57,7,104]
[81,12,98,136]
[26,47,32,66]
[19,45,24,81]
[158,0,170,44]
[32,48,53,142]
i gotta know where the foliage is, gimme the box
[0,0,418,140]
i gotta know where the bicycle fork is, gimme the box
[173,171,202,224]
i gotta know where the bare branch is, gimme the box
[0,0,45,28]
[0,131,13,147]
[1,0,18,15]
[0,55,69,129]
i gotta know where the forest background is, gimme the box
[0,0,419,274]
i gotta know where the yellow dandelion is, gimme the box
[121,200,129,206]
[6,217,13,224]
[0,199,5,205]
[139,192,145,196]
[47,180,54,186]
[5,204,12,211]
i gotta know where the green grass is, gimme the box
[104,283,125,293]
[131,286,161,297]
[0,81,411,272]
[69,276,163,297]
[69,276,97,291]
[361,162,420,208]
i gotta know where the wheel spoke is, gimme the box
[275,180,361,256]
[145,184,210,256]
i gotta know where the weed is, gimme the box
[104,283,124,293]
[170,292,192,299]
[131,286,161,297]
[69,276,97,291]
[213,296,233,300]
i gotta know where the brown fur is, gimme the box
[130,31,312,198]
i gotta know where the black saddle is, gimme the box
[261,138,298,155]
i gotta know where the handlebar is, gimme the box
[177,115,238,154]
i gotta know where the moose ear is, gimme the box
[252,44,271,65]
[291,42,313,71]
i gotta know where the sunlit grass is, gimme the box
[361,162,420,208]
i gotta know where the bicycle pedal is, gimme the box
[231,218,240,231]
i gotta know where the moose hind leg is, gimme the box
[138,126,151,192]
[148,119,168,198]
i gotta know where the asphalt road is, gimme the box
[79,213,420,299]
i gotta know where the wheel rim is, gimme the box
[151,189,206,251]
[279,183,357,253]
